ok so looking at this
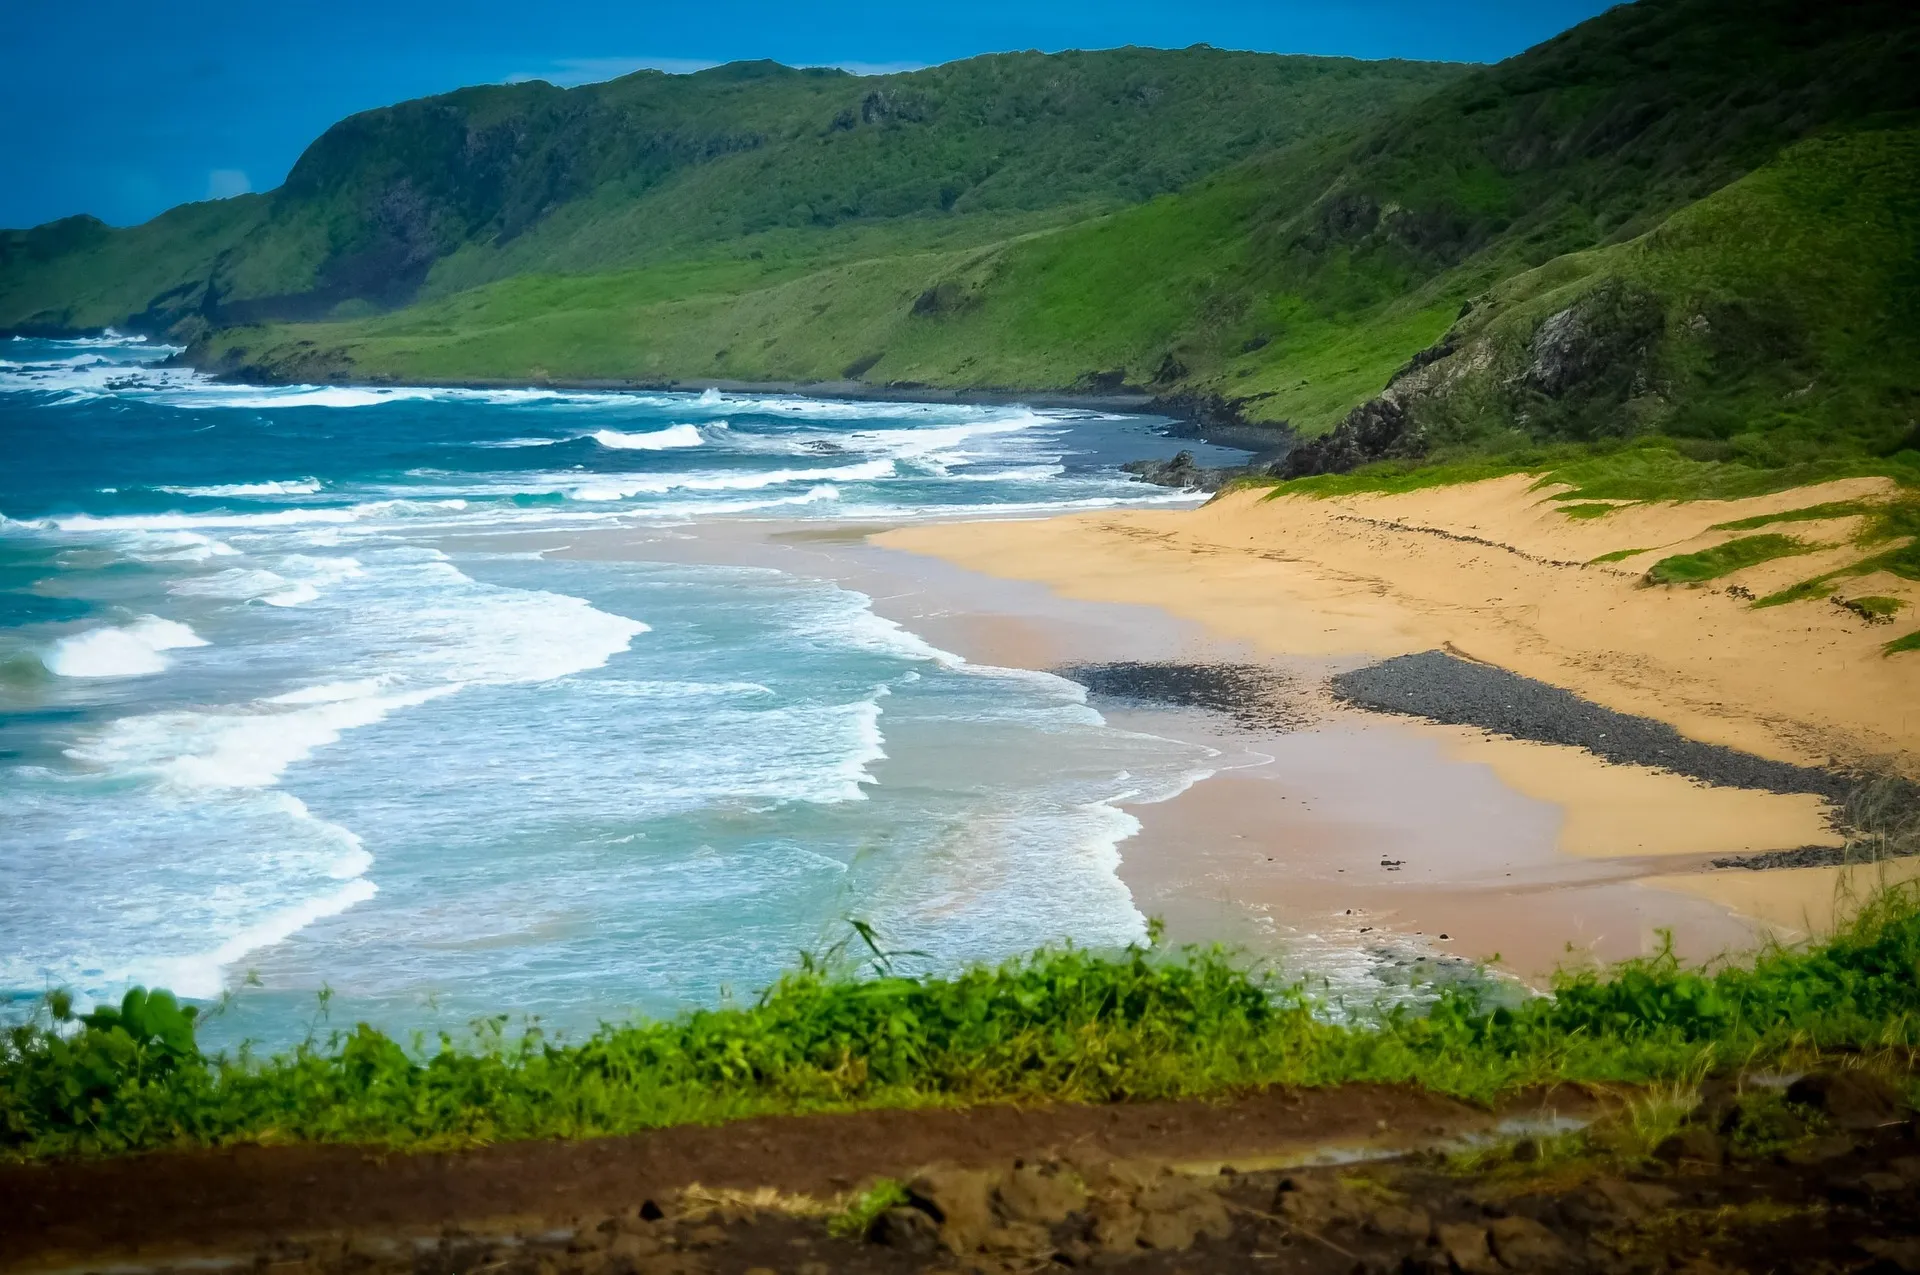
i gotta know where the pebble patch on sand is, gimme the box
[1332,649,1850,799]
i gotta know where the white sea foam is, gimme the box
[43,616,208,678]
[263,583,321,606]
[143,876,380,999]
[590,423,704,450]
[48,507,365,532]
[60,329,160,349]
[567,458,894,501]
[173,554,364,607]
[837,605,962,666]
[41,499,467,534]
[196,386,444,409]
[268,678,391,705]
[169,567,293,600]
[835,694,889,800]
[70,685,458,789]
[683,692,893,805]
[158,478,323,497]
[951,465,1064,482]
[589,679,775,700]
[848,412,1051,459]
[115,530,243,562]
[40,548,653,1001]
[3,348,1242,1027]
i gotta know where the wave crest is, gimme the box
[590,423,705,450]
[42,616,208,678]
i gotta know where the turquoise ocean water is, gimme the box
[0,334,1247,1047]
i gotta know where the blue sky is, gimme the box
[2,0,1617,231]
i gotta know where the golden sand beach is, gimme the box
[877,475,1920,938]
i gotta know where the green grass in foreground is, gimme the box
[8,887,1920,1162]
[1644,534,1814,585]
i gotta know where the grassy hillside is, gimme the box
[1282,126,1920,474]
[187,0,1920,453]
[9,0,1917,480]
[0,48,1461,338]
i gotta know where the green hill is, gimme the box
[1282,126,1920,476]
[6,0,1918,485]
[0,48,1461,338]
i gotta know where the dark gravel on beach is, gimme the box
[1712,843,1920,870]
[1331,649,1851,800]
[1057,661,1311,732]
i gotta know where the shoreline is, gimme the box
[869,476,1920,950]
[546,511,1861,986]
[163,343,1297,456]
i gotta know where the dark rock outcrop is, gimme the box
[1280,394,1422,478]
[1119,450,1260,492]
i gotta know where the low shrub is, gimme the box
[6,888,1920,1162]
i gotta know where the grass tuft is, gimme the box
[1839,595,1907,624]
[1644,534,1811,585]
[827,1179,911,1238]
[1712,502,1876,532]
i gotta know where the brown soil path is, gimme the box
[0,1086,1556,1272]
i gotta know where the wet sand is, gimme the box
[527,514,1832,989]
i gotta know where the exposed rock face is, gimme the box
[1282,275,1672,477]
[1280,394,1422,477]
[1150,353,1189,385]
[884,1158,1234,1262]
[1518,282,1665,405]
[909,282,972,317]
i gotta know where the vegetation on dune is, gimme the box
[1749,497,1920,611]
[1643,534,1813,585]
[1839,595,1907,624]
[8,887,1920,1162]
[1254,440,1919,628]
[1712,501,1879,532]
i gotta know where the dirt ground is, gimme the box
[6,1076,1919,1275]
